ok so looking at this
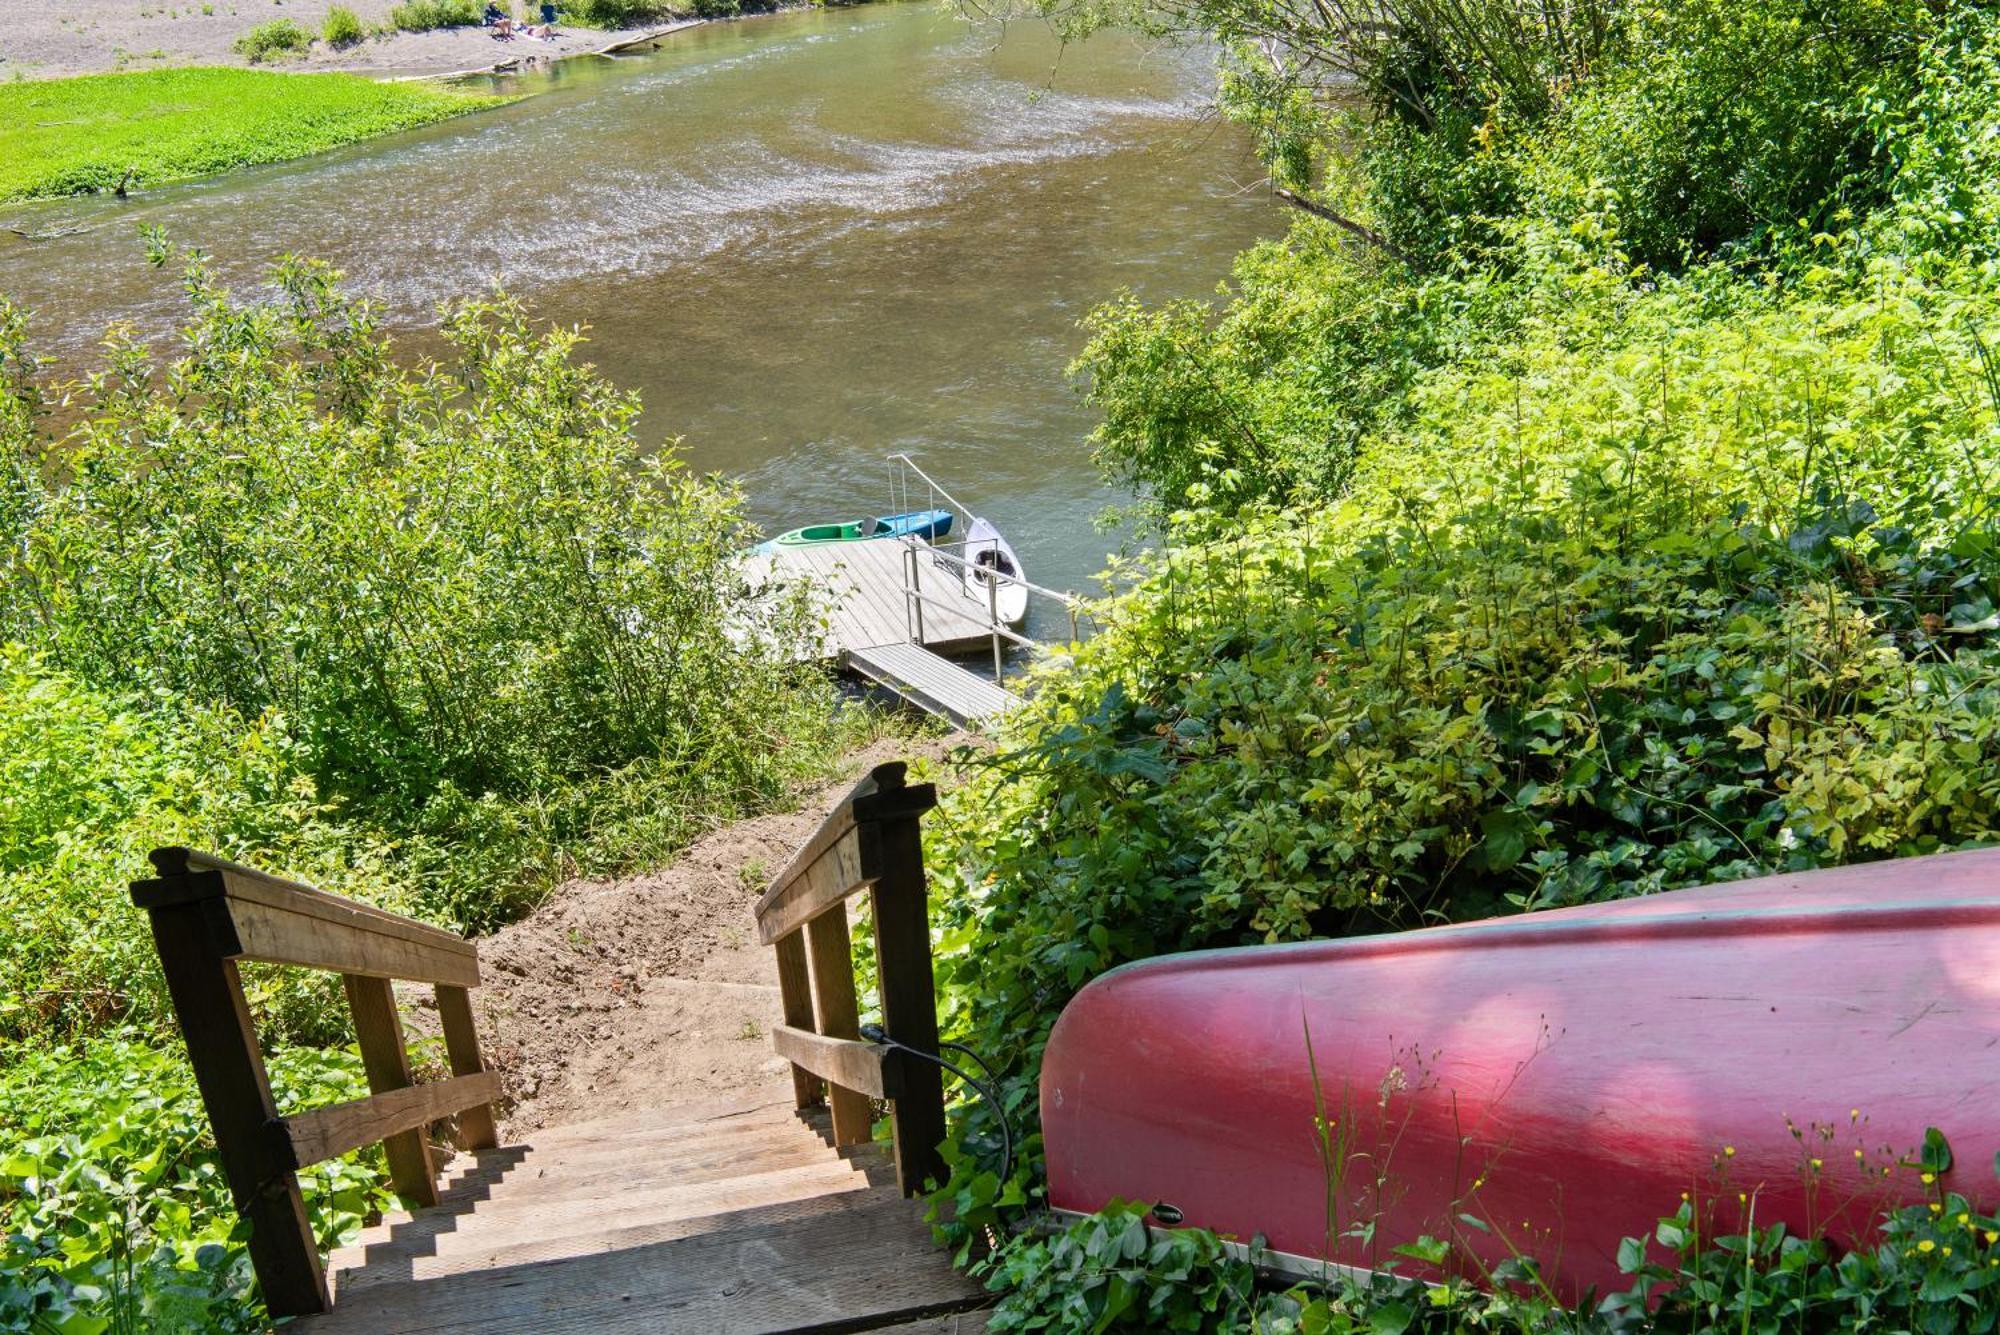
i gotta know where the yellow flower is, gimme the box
[1922,1172,1936,1184]
[1809,1158,1823,1171]
[1930,1203,1944,1215]
[1723,1146,1736,1158]
[1956,1213,1970,1226]
[1918,1239,1936,1253]
[1855,1149,1865,1160]
[1944,1246,1954,1257]
[1984,1229,1999,1245]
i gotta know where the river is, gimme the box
[0,3,1273,595]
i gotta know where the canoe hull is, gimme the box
[1041,851,2000,1298]
[754,509,953,554]
[961,517,1028,627]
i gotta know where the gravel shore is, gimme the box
[0,0,688,81]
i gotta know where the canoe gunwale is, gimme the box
[1090,896,2000,989]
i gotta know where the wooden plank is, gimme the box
[773,931,824,1108]
[871,810,948,1197]
[436,985,499,1151]
[343,974,440,1206]
[329,1174,905,1292]
[228,895,481,987]
[753,823,878,946]
[302,1189,984,1333]
[804,909,874,1146]
[283,1071,502,1170]
[140,899,329,1316]
[137,848,477,968]
[771,1025,902,1101]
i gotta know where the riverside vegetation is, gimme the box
[0,236,860,1328]
[0,70,508,205]
[914,0,2000,1329]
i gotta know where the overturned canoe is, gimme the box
[1041,850,2000,1300]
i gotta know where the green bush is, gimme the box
[0,645,412,1044]
[389,0,483,31]
[993,1137,2000,1332]
[0,1035,395,1331]
[233,17,312,62]
[0,239,836,929]
[323,5,367,46]
[560,0,675,28]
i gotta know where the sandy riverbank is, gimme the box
[0,0,693,81]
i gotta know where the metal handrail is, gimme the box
[888,453,979,524]
[915,538,1084,609]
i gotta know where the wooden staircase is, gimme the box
[308,1096,988,1333]
[130,762,987,1332]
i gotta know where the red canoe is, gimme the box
[1041,849,2000,1299]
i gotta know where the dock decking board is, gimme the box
[746,538,1006,659]
[745,537,1026,728]
[845,643,1018,728]
[306,1098,987,1333]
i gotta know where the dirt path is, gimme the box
[416,736,961,1138]
[0,0,694,82]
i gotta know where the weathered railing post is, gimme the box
[755,759,949,1198]
[858,767,946,1196]
[131,850,329,1317]
[131,847,501,1320]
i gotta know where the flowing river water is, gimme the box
[0,3,1274,594]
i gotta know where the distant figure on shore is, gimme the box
[540,2,558,21]
[483,2,514,36]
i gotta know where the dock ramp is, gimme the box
[846,642,1018,728]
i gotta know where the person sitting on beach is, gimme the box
[483,2,504,22]
[522,21,554,37]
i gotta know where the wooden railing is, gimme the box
[755,760,946,1196]
[131,848,499,1318]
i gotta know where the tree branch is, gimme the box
[1272,187,1415,267]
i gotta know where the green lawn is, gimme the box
[0,68,512,204]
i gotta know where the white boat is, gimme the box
[960,516,1028,627]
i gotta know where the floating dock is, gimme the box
[742,457,1100,729]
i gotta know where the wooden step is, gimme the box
[311,1189,982,1333]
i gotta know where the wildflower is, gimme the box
[1956,1213,1969,1226]
[1984,1229,1999,1245]
[1930,1203,1943,1214]
[1918,1239,1936,1253]
[1944,1246,1954,1257]
[1723,1145,1736,1157]
[1922,1172,1936,1184]
[1809,1158,1822,1171]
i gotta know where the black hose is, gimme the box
[860,1023,1013,1187]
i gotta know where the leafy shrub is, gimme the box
[1003,1134,2000,1332]
[323,5,367,46]
[233,18,312,62]
[560,0,675,28]
[933,246,2000,1233]
[0,239,836,929]
[0,1036,395,1332]
[389,0,483,31]
[0,645,412,1043]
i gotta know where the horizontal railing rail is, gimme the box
[753,760,945,1195]
[131,848,498,1318]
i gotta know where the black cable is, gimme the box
[861,1023,1013,1187]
